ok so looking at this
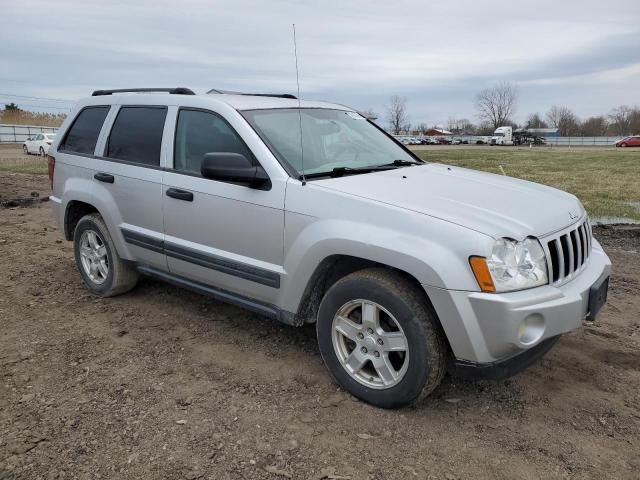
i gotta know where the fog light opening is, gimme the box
[518,314,545,346]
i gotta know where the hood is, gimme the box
[314,163,584,239]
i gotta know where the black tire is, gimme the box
[316,268,447,408]
[73,213,138,297]
[39,146,45,156]
[23,145,28,155]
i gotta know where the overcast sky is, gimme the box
[1,0,638,127]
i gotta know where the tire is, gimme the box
[39,146,45,156]
[316,268,447,408]
[23,145,28,155]
[620,143,627,148]
[73,213,138,297]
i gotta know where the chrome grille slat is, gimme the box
[566,233,575,275]
[554,238,565,282]
[574,228,582,269]
[546,218,592,286]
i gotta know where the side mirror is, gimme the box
[200,153,270,189]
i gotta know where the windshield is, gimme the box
[242,108,417,176]
[493,132,505,137]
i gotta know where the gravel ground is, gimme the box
[0,172,639,480]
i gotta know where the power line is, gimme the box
[0,92,75,103]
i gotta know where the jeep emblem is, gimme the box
[569,210,579,220]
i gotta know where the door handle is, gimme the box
[94,172,114,183]
[166,188,194,202]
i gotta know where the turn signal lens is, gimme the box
[469,256,496,293]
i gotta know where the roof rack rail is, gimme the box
[91,88,195,96]
[207,88,297,100]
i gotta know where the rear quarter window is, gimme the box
[59,106,110,155]
[106,106,167,166]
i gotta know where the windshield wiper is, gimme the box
[300,165,397,180]
[380,159,423,167]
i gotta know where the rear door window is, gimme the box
[106,107,167,166]
[60,106,109,155]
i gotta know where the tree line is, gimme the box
[1,103,67,127]
[384,83,640,137]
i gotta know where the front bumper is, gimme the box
[425,239,611,365]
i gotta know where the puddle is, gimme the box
[592,216,640,225]
[0,196,48,208]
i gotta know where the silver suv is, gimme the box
[49,87,611,408]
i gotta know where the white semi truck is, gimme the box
[490,126,514,145]
[491,126,548,146]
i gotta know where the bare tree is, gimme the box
[475,81,518,129]
[386,95,409,135]
[607,106,634,135]
[580,116,608,136]
[525,113,548,129]
[547,105,579,136]
[415,122,428,135]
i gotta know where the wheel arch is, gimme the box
[64,200,99,240]
[293,254,441,329]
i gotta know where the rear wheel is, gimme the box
[23,145,28,154]
[73,213,138,297]
[316,268,447,408]
[39,146,45,156]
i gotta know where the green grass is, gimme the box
[414,148,640,221]
[0,161,48,174]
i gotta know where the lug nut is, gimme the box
[361,347,368,354]
[367,328,374,334]
[357,333,364,339]
[377,338,383,345]
[374,351,380,358]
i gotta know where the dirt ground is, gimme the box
[0,171,639,480]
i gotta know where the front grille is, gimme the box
[546,218,592,284]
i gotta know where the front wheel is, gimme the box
[23,145,28,155]
[316,269,447,408]
[620,143,627,148]
[39,146,45,156]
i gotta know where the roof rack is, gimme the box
[207,88,297,100]
[91,87,195,96]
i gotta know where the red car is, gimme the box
[616,136,640,147]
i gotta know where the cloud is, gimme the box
[1,0,639,124]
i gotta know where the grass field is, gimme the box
[414,148,640,222]
[0,160,48,174]
[1,146,639,221]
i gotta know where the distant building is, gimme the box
[423,128,452,136]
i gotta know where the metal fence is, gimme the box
[0,124,59,143]
[542,136,620,146]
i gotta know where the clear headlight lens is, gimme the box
[487,237,548,292]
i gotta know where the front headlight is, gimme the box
[471,237,548,292]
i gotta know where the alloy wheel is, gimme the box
[79,230,109,284]
[331,299,409,389]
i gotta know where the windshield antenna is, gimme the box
[293,23,306,185]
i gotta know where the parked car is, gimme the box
[48,87,611,408]
[420,137,437,145]
[615,136,640,147]
[436,137,452,145]
[23,133,56,156]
